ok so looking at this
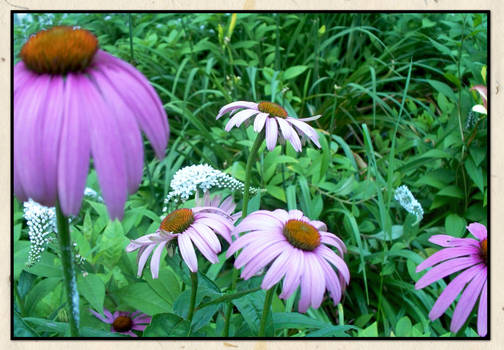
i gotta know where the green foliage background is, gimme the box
[13,12,488,337]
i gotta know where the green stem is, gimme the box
[55,203,79,337]
[197,287,261,311]
[128,14,135,63]
[258,287,275,337]
[222,131,265,337]
[187,272,198,325]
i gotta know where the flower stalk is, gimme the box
[55,203,79,337]
[258,286,276,337]
[187,272,199,332]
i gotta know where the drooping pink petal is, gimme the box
[195,218,230,245]
[178,233,198,272]
[235,237,286,270]
[415,256,481,289]
[280,248,304,299]
[416,246,480,272]
[429,235,480,248]
[470,85,487,109]
[240,241,286,280]
[477,280,487,337]
[317,256,342,305]
[297,115,322,122]
[149,241,167,278]
[261,248,292,290]
[234,215,283,235]
[79,75,128,220]
[187,227,219,263]
[307,253,326,309]
[224,109,259,131]
[298,255,313,313]
[216,101,258,119]
[227,230,280,257]
[276,117,302,152]
[320,231,346,256]
[450,270,487,334]
[90,70,144,195]
[94,51,168,159]
[191,222,222,251]
[133,315,152,324]
[287,118,321,148]
[265,117,279,151]
[136,244,156,277]
[57,73,91,216]
[89,309,113,324]
[253,112,269,132]
[466,223,487,241]
[428,264,483,320]
[316,245,350,284]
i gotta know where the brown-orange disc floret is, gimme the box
[480,238,487,264]
[258,101,288,118]
[112,316,133,332]
[20,26,98,75]
[283,219,321,251]
[160,208,195,234]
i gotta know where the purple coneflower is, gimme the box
[126,193,237,277]
[14,26,169,219]
[89,308,151,337]
[227,209,350,313]
[415,223,488,336]
[216,101,321,152]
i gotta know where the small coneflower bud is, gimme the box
[257,101,288,118]
[160,208,194,233]
[20,26,99,75]
[283,219,321,251]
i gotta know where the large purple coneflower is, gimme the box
[14,26,169,219]
[415,223,488,336]
[216,101,321,152]
[89,308,151,337]
[227,209,350,313]
[126,193,237,276]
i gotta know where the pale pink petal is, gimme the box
[416,246,480,272]
[280,248,304,299]
[89,309,113,324]
[297,115,322,122]
[320,231,346,256]
[261,249,292,290]
[187,227,219,263]
[470,85,487,108]
[415,256,481,289]
[253,112,269,132]
[450,270,487,333]
[137,244,156,277]
[298,255,313,313]
[466,223,487,241]
[235,236,286,269]
[316,245,350,284]
[287,118,321,148]
[191,222,222,251]
[240,241,287,279]
[195,218,231,245]
[224,109,259,131]
[265,117,279,151]
[216,101,258,119]
[311,220,328,232]
[276,117,302,152]
[227,230,281,257]
[150,241,167,278]
[429,235,480,248]
[318,256,342,305]
[288,210,305,220]
[477,280,487,336]
[307,253,326,309]
[178,233,198,272]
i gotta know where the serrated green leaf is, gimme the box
[78,274,105,315]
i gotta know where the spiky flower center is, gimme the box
[480,238,487,264]
[258,101,288,118]
[112,315,133,332]
[160,208,194,233]
[283,219,321,251]
[20,26,98,75]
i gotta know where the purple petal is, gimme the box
[137,244,156,277]
[450,269,487,333]
[415,256,481,289]
[416,246,481,272]
[227,230,277,257]
[477,280,487,336]
[253,112,269,132]
[224,109,259,131]
[131,324,147,331]
[265,117,278,151]
[280,248,304,299]
[429,234,480,248]
[240,241,287,280]
[297,115,322,122]
[89,309,113,324]
[57,74,91,216]
[307,253,326,309]
[277,117,302,152]
[216,101,258,119]
[428,264,483,320]
[317,256,342,305]
[311,220,328,232]
[316,245,350,284]
[191,222,222,252]
[94,51,168,159]
[261,249,292,290]
[287,119,321,148]
[150,241,167,279]
[133,315,152,324]
[194,219,230,245]
[288,210,304,220]
[298,255,313,313]
[79,76,128,220]
[235,236,286,270]
[466,223,487,241]
[187,227,219,264]
[178,234,198,272]
[320,231,346,256]
[234,215,283,235]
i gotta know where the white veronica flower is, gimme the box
[394,185,424,225]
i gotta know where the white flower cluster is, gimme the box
[23,199,57,267]
[163,164,258,213]
[84,187,103,202]
[394,185,424,225]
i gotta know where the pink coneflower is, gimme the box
[216,101,321,152]
[14,26,169,219]
[470,85,487,115]
[415,223,488,336]
[89,308,151,337]
[227,209,350,313]
[126,193,236,277]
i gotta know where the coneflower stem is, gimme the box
[258,286,276,337]
[223,130,265,337]
[186,272,198,335]
[55,203,79,337]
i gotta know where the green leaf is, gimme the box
[25,252,62,278]
[23,317,68,336]
[369,225,403,241]
[95,220,129,268]
[116,283,172,316]
[436,185,464,199]
[445,214,467,238]
[358,321,378,337]
[395,316,412,336]
[283,65,308,80]
[144,266,181,306]
[272,312,329,329]
[77,274,105,315]
[143,313,191,337]
[426,79,457,101]
[232,290,273,336]
[306,325,356,337]
[465,157,484,193]
[24,278,62,315]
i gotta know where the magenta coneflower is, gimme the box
[89,308,151,337]
[14,26,169,219]
[126,193,236,277]
[216,101,321,152]
[227,209,350,313]
[415,223,488,336]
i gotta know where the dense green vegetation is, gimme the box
[13,12,487,337]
